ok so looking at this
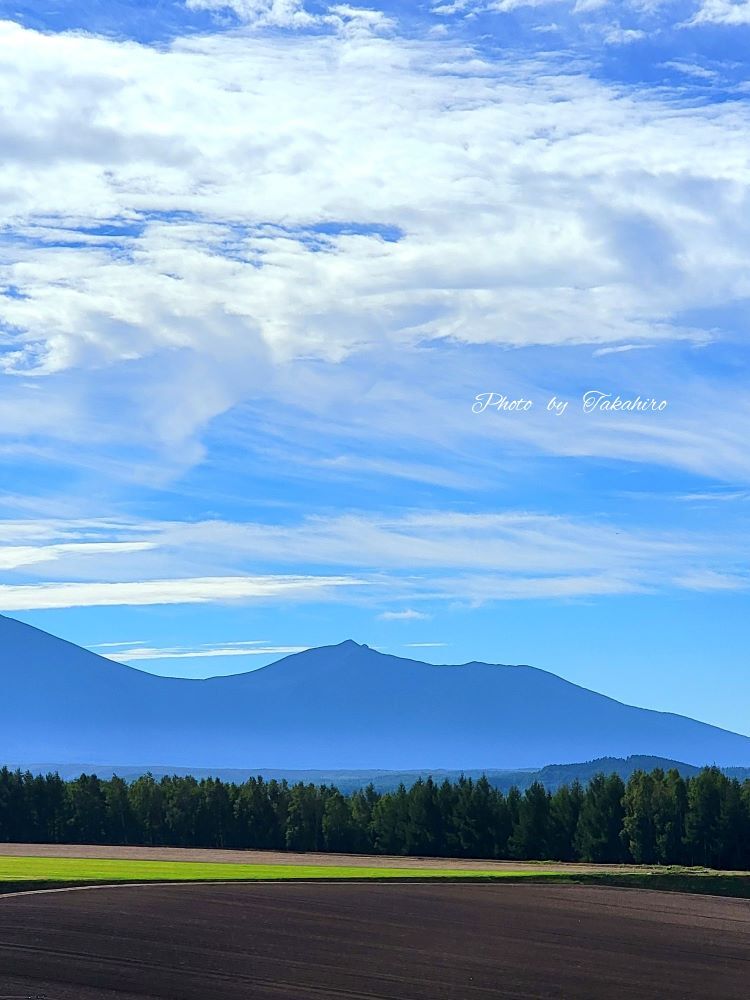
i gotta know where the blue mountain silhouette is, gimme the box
[3,615,749,769]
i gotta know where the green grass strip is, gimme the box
[2,857,750,898]
[0,855,556,888]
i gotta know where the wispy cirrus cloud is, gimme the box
[0,508,747,612]
[0,574,366,610]
[104,641,310,661]
[89,639,148,648]
[0,540,155,571]
[672,569,749,590]
[378,608,431,620]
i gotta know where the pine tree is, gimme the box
[575,774,626,862]
[509,782,550,860]
[548,780,583,861]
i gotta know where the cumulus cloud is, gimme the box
[661,60,718,80]
[185,0,316,28]
[1,15,749,488]
[0,31,748,350]
[602,24,646,42]
[572,0,609,11]
[186,0,395,31]
[684,1,750,26]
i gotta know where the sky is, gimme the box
[0,0,749,734]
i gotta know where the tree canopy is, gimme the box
[1,765,748,868]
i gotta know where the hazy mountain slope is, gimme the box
[2,615,749,769]
[11,756,738,794]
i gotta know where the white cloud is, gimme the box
[106,643,309,661]
[673,570,749,590]
[0,31,748,361]
[1,17,750,487]
[602,24,646,43]
[573,0,609,11]
[427,572,645,600]
[378,608,431,620]
[0,541,155,571]
[325,4,396,32]
[89,639,148,647]
[430,0,470,14]
[0,574,365,610]
[676,490,750,502]
[661,60,718,80]
[186,0,395,32]
[684,1,750,26]
[0,509,746,608]
[185,0,315,28]
[489,0,565,10]
[205,509,750,589]
[592,343,655,356]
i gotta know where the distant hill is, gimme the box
[3,615,750,770]
[12,756,748,793]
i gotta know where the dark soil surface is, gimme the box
[1,882,748,999]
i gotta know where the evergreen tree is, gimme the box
[322,789,355,852]
[66,774,108,843]
[371,784,409,855]
[509,782,550,860]
[105,775,134,845]
[129,773,165,846]
[0,764,746,868]
[652,769,687,865]
[575,774,627,862]
[548,780,583,861]
[684,767,724,867]
[622,771,657,864]
[285,784,324,851]
[718,778,749,870]
[235,777,284,849]
[349,784,378,852]
[404,778,443,856]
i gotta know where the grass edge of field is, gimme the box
[1,856,749,898]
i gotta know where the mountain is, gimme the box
[3,614,750,770]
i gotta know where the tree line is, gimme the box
[1,765,748,869]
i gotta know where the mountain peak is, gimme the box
[3,615,750,770]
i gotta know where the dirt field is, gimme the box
[0,841,643,872]
[1,881,748,999]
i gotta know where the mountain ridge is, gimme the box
[2,614,749,770]
[8,755,750,794]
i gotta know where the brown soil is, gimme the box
[0,881,748,998]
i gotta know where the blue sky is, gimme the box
[1,1,749,735]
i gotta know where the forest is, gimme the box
[1,765,748,869]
